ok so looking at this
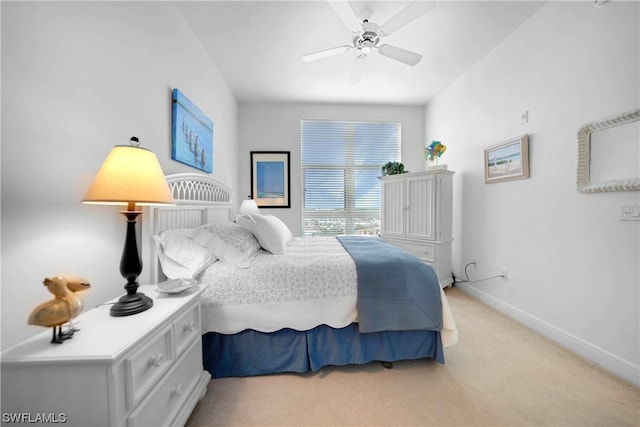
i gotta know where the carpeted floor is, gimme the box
[185,287,639,426]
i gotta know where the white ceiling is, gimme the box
[176,1,546,105]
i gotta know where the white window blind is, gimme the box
[300,120,401,237]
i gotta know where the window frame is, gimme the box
[300,119,401,237]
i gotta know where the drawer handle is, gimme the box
[171,384,184,397]
[147,353,164,368]
[183,322,196,333]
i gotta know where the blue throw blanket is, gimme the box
[337,236,442,333]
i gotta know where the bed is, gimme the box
[146,173,457,378]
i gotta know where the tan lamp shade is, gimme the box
[82,145,174,206]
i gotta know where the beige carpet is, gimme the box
[185,287,639,426]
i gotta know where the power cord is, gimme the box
[453,261,506,284]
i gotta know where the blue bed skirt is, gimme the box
[202,323,444,378]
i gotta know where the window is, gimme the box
[300,120,401,237]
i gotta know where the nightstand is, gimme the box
[1,285,210,427]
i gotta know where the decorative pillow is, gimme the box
[193,222,261,268]
[237,214,294,255]
[153,228,217,279]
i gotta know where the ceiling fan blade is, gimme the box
[302,45,352,62]
[377,44,422,66]
[327,0,361,32]
[378,1,435,37]
[349,54,367,84]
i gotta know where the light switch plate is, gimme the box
[620,204,640,221]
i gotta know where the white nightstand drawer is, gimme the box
[127,339,202,427]
[174,303,201,356]
[125,324,174,409]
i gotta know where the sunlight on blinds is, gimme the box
[300,120,401,236]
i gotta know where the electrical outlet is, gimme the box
[501,268,508,280]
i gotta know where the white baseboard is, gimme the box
[456,283,640,387]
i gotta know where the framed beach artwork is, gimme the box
[250,151,290,208]
[171,88,213,173]
[484,135,530,184]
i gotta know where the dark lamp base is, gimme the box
[110,292,153,317]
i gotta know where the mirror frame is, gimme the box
[577,108,640,193]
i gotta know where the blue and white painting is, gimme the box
[251,151,290,208]
[171,89,213,173]
[257,161,285,198]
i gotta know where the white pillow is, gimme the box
[194,222,261,268]
[153,229,217,279]
[237,214,294,255]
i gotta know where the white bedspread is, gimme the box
[200,237,358,334]
[199,237,457,347]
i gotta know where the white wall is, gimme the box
[424,1,639,384]
[238,103,425,235]
[1,1,239,350]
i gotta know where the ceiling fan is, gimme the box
[302,0,435,83]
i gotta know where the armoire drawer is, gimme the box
[389,240,436,262]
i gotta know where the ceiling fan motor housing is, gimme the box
[353,20,380,52]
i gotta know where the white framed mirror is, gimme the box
[577,108,640,193]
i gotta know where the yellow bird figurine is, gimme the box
[28,276,91,344]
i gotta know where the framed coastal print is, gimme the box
[250,151,290,208]
[171,88,213,173]
[484,135,529,184]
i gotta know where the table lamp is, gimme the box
[82,137,174,316]
[238,198,260,215]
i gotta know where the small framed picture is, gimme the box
[484,135,529,184]
[250,151,290,208]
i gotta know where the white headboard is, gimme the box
[144,173,234,283]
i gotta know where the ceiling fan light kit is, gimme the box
[302,0,434,83]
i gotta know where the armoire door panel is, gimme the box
[406,175,435,239]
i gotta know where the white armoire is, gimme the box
[380,170,454,288]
